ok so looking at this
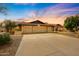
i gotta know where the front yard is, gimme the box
[0,35,23,56]
[0,31,79,56]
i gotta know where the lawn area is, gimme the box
[0,35,23,56]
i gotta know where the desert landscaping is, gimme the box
[0,3,79,56]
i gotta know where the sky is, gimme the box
[0,3,79,25]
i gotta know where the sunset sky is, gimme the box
[0,3,79,25]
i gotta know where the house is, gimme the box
[17,20,63,34]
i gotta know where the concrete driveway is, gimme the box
[16,33,79,56]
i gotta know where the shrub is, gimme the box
[0,33,11,45]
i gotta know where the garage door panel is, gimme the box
[22,26,32,33]
[33,26,47,33]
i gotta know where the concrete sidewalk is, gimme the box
[16,33,79,56]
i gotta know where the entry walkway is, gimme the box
[16,33,79,56]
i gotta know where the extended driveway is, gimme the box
[16,33,79,56]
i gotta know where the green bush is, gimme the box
[0,33,11,45]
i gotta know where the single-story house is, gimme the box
[16,20,63,34]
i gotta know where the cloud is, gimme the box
[18,3,79,25]
[16,3,79,18]
[26,3,79,25]
[38,3,79,17]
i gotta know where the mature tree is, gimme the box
[2,20,17,34]
[64,16,79,32]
